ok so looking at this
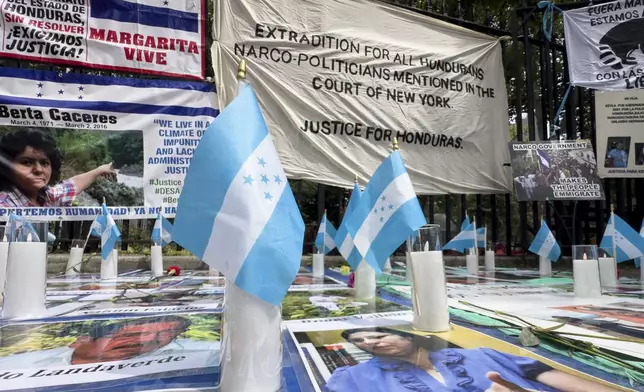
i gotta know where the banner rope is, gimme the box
[537,1,563,41]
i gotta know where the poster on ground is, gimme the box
[285,314,634,392]
[0,313,221,391]
[0,67,218,220]
[595,89,644,177]
[282,289,408,320]
[213,0,512,195]
[564,0,644,91]
[508,140,604,201]
[0,0,206,80]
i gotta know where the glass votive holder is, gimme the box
[598,248,612,259]
[409,224,441,252]
[572,245,598,261]
[71,239,86,249]
[7,220,48,243]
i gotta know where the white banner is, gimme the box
[594,89,644,177]
[564,0,644,90]
[212,0,511,194]
[0,67,218,220]
[0,0,206,80]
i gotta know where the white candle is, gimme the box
[219,279,281,392]
[465,254,478,275]
[0,241,9,297]
[539,255,552,276]
[354,260,376,301]
[2,241,47,319]
[598,257,617,288]
[410,250,450,332]
[573,256,602,298]
[383,258,392,273]
[66,247,84,277]
[150,245,163,277]
[100,249,118,280]
[484,250,495,271]
[312,253,324,278]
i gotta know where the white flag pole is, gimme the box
[611,205,617,263]
[219,59,282,392]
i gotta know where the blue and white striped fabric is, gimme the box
[98,204,121,260]
[537,150,551,168]
[476,227,487,248]
[6,214,39,242]
[315,212,337,255]
[89,218,103,238]
[151,212,173,247]
[528,219,561,262]
[342,152,426,273]
[599,213,644,263]
[461,215,470,231]
[335,182,362,263]
[172,86,304,306]
[443,223,476,253]
[91,0,200,33]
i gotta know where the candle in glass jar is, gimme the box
[2,234,47,319]
[573,252,602,298]
[598,256,617,287]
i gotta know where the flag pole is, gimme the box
[473,216,478,257]
[611,204,616,261]
[237,58,247,96]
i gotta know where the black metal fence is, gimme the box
[5,1,643,259]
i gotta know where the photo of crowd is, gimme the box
[509,141,603,201]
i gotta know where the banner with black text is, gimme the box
[0,0,206,79]
[508,141,604,201]
[212,0,511,194]
[594,89,644,177]
[0,67,218,220]
[564,0,644,90]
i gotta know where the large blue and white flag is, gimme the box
[443,223,477,253]
[343,151,426,272]
[335,182,362,262]
[151,212,173,247]
[173,86,304,306]
[315,212,337,255]
[476,227,487,249]
[88,204,121,260]
[528,220,561,261]
[600,213,644,263]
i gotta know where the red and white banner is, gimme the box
[0,0,206,80]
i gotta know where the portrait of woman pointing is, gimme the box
[0,128,115,207]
